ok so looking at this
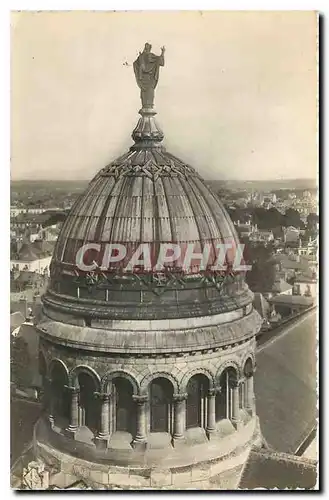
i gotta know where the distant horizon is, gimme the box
[10,177,317,183]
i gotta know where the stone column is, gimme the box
[230,380,242,430]
[65,386,79,439]
[132,395,148,450]
[172,393,187,447]
[94,392,110,449]
[206,388,217,440]
[45,376,54,429]
[245,374,254,416]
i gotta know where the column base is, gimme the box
[206,429,218,441]
[171,436,186,448]
[132,439,147,451]
[64,426,78,439]
[94,435,110,449]
[245,407,254,417]
[231,419,243,431]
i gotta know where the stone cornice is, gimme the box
[37,309,261,355]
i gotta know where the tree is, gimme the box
[226,207,252,224]
[244,242,276,293]
[251,207,283,230]
[266,207,283,228]
[282,208,302,228]
[307,212,319,230]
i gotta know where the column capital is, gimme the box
[64,385,79,395]
[94,392,111,402]
[173,393,188,402]
[133,395,148,405]
[208,387,220,397]
[229,379,242,389]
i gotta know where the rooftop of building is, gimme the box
[268,294,314,307]
[255,309,317,455]
[11,241,53,262]
[239,449,317,490]
[253,292,271,319]
[271,279,293,294]
[273,253,311,271]
[10,311,26,334]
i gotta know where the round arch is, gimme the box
[180,368,215,394]
[185,373,210,430]
[241,353,256,376]
[215,360,241,384]
[101,370,139,395]
[242,356,255,378]
[70,365,101,391]
[49,358,69,382]
[48,358,70,422]
[149,377,175,433]
[140,371,179,395]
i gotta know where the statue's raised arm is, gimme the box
[133,43,165,109]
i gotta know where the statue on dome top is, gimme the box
[133,43,165,109]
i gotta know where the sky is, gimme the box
[10,10,317,181]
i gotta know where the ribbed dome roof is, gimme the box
[43,95,253,322]
[54,151,239,262]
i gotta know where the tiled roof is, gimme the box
[253,293,270,318]
[10,311,25,333]
[273,254,310,271]
[255,309,317,454]
[269,295,313,307]
[55,165,240,264]
[295,274,317,284]
[13,242,52,262]
[239,449,317,489]
[15,271,44,285]
[271,279,292,294]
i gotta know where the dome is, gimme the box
[35,44,262,489]
[44,108,253,322]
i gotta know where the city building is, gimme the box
[293,274,317,299]
[297,236,318,258]
[249,229,274,243]
[11,240,52,273]
[234,220,254,238]
[268,294,314,317]
[271,278,293,296]
[284,226,300,244]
